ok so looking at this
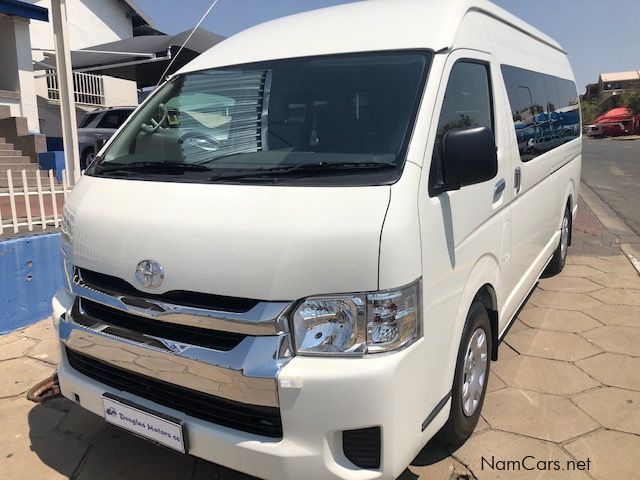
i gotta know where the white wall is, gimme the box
[103,77,138,107]
[27,0,134,60]
[22,0,140,136]
[0,15,40,132]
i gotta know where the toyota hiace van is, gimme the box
[53,1,581,478]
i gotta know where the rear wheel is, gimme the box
[437,301,491,446]
[545,205,571,276]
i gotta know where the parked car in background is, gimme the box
[586,124,604,138]
[77,107,135,168]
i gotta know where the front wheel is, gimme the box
[81,148,95,170]
[545,205,571,276]
[437,301,492,446]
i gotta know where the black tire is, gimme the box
[545,205,571,276]
[437,301,492,446]
[81,147,95,170]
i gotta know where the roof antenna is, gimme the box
[155,0,221,87]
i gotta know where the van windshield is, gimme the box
[89,51,431,186]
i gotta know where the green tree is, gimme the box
[580,101,600,125]
[627,92,640,115]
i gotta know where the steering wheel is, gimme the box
[178,131,222,152]
[141,103,169,133]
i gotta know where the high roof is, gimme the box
[179,0,563,74]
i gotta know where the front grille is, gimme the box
[77,268,259,313]
[75,299,245,351]
[66,347,283,438]
[343,427,381,469]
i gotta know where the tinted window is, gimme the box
[92,52,432,187]
[429,61,493,193]
[79,112,98,128]
[501,65,580,162]
[97,110,133,129]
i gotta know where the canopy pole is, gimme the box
[51,0,80,184]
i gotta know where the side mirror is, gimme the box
[442,126,497,190]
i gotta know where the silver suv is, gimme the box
[78,107,135,168]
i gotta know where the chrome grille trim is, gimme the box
[72,269,292,336]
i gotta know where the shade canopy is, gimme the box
[594,107,632,124]
[40,28,225,88]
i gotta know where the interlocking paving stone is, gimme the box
[74,434,196,480]
[589,272,640,289]
[505,329,601,362]
[570,256,638,274]
[26,338,60,365]
[518,308,602,332]
[576,353,640,391]
[557,265,603,278]
[20,318,57,341]
[453,430,591,480]
[405,441,474,480]
[0,430,87,480]
[564,430,640,480]
[582,303,640,327]
[0,337,37,361]
[0,397,66,442]
[538,276,603,293]
[507,318,529,334]
[589,288,640,306]
[497,342,518,359]
[528,290,603,310]
[57,404,116,442]
[0,331,24,347]
[580,326,640,357]
[492,356,599,395]
[486,372,507,393]
[481,388,598,442]
[0,357,55,398]
[572,387,640,435]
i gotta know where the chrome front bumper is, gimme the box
[55,271,293,412]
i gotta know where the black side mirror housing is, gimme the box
[441,126,498,190]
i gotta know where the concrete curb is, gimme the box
[579,182,640,275]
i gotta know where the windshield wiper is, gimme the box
[95,161,212,174]
[209,161,396,181]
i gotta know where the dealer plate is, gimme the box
[102,393,186,453]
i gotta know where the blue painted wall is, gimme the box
[0,233,64,334]
[38,151,66,182]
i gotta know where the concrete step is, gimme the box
[0,105,11,119]
[0,163,40,173]
[0,142,15,150]
[0,156,33,165]
[0,172,42,188]
[0,149,22,157]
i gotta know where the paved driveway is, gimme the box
[1,197,639,480]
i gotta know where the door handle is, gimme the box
[514,167,522,194]
[493,178,505,202]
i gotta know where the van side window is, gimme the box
[501,65,580,162]
[429,61,493,195]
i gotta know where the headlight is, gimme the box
[290,279,421,355]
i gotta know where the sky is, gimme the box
[134,0,638,92]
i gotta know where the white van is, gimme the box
[52,1,581,478]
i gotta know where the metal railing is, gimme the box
[47,70,105,106]
[0,169,72,236]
